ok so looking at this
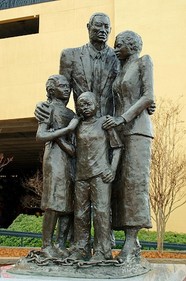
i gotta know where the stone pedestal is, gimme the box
[0,263,186,281]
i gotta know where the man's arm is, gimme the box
[59,48,73,84]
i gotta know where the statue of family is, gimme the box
[35,12,154,266]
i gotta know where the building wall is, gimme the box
[114,0,186,233]
[0,0,115,119]
[0,0,185,233]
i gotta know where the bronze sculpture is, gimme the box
[103,30,154,262]
[22,13,155,278]
[67,92,122,261]
[36,75,75,258]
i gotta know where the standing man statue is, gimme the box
[59,12,118,117]
[35,12,118,122]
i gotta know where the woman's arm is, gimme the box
[102,55,154,130]
[122,55,154,123]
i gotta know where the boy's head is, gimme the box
[46,75,70,101]
[77,92,97,118]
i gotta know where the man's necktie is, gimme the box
[93,52,102,116]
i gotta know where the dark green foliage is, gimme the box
[114,229,186,244]
[0,215,186,247]
[0,214,42,247]
[113,229,186,249]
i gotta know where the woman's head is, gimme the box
[114,30,143,60]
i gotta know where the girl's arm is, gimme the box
[55,137,75,157]
[36,117,79,142]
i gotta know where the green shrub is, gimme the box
[0,214,186,248]
[0,214,43,247]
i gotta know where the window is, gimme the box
[0,15,39,39]
[0,0,55,10]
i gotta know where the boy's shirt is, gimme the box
[75,116,122,181]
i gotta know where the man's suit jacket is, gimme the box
[59,43,118,116]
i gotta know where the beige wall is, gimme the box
[0,0,185,233]
[114,0,186,233]
[114,0,186,117]
[0,0,115,119]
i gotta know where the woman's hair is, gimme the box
[116,30,143,54]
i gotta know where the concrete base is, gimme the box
[0,264,186,281]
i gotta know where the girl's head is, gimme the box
[46,75,70,101]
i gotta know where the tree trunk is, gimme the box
[156,211,166,252]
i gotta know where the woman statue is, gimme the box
[103,30,154,262]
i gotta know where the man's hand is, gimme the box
[34,101,51,122]
[147,102,156,115]
[101,168,115,183]
[102,115,124,130]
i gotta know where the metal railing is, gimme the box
[0,229,186,251]
[115,239,186,251]
[0,230,42,247]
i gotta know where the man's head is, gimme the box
[77,92,97,118]
[87,13,111,44]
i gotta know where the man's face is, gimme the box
[88,15,111,44]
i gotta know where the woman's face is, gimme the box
[114,36,131,60]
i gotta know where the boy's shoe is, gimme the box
[40,246,59,259]
[53,244,69,259]
[90,251,112,261]
[68,248,91,261]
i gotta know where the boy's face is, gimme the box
[77,96,97,118]
[54,76,70,101]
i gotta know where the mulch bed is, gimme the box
[0,247,186,259]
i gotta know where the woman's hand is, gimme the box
[102,115,125,130]
[147,102,156,115]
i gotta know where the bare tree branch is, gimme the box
[150,98,186,252]
[21,170,43,209]
[0,153,13,172]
